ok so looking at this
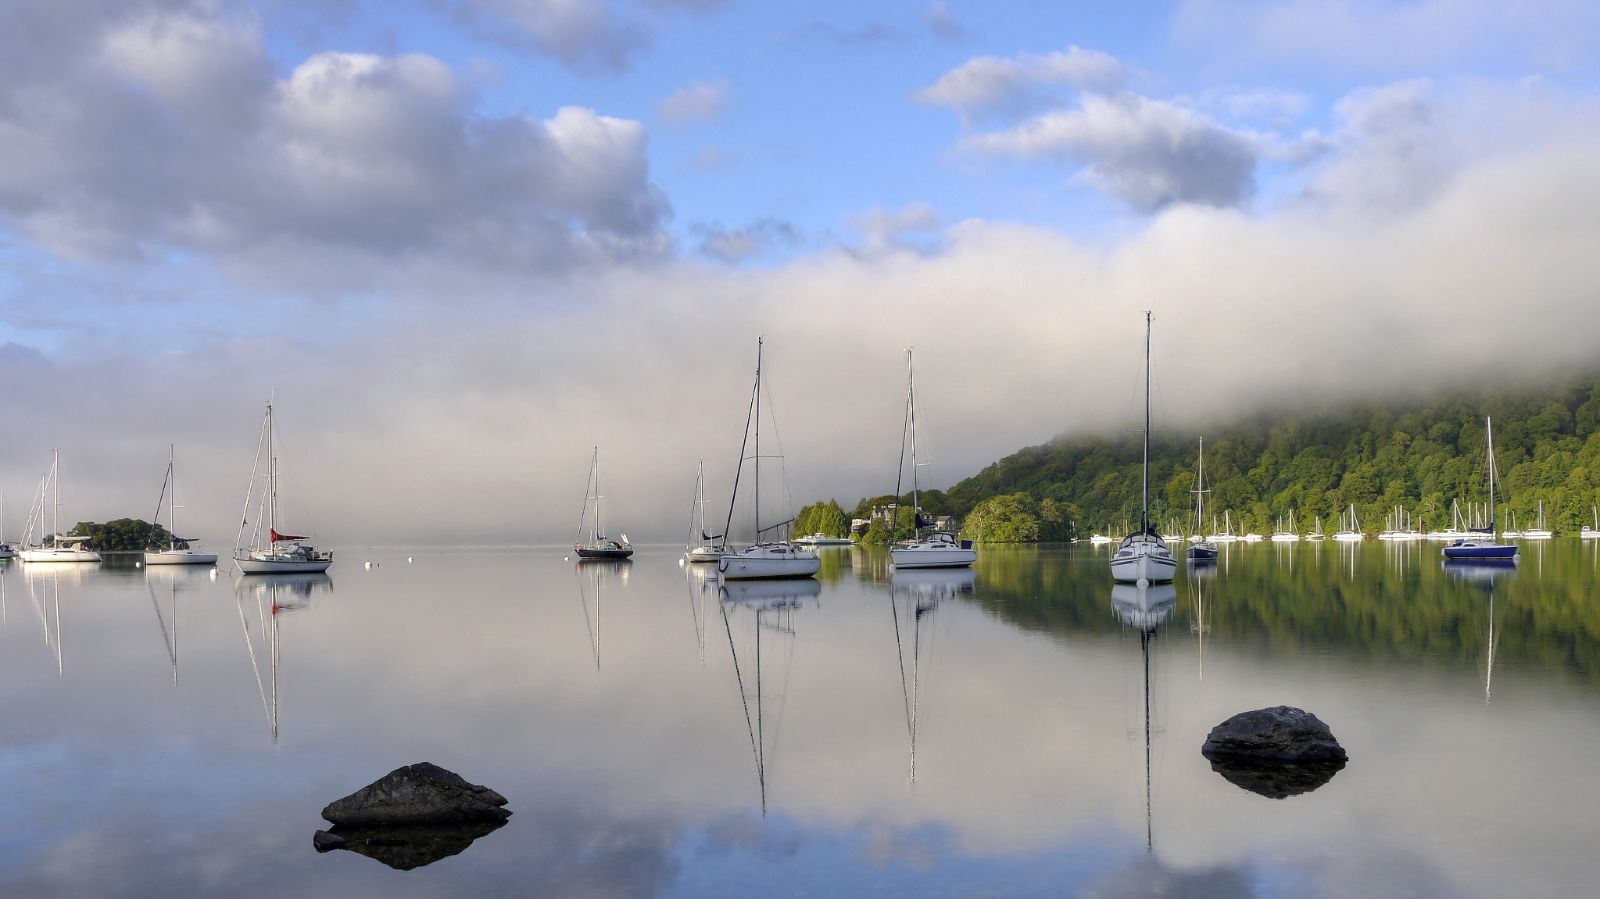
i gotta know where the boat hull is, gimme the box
[890,546,976,569]
[1186,544,1218,561]
[576,547,634,560]
[236,556,333,574]
[144,550,218,565]
[685,546,723,562]
[1111,543,1177,584]
[21,549,101,563]
[718,546,820,580]
[1441,541,1518,560]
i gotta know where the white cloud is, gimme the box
[446,0,646,75]
[0,4,670,274]
[915,46,1132,122]
[657,80,730,125]
[850,202,944,256]
[961,93,1260,211]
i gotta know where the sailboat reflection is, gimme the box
[235,573,331,743]
[1112,582,1176,854]
[23,566,67,676]
[1186,563,1215,683]
[718,578,820,815]
[575,559,630,670]
[684,564,716,665]
[889,569,969,787]
[1443,560,1513,703]
[144,566,206,686]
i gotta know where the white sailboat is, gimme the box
[1306,515,1325,541]
[144,444,218,566]
[20,450,101,563]
[1332,504,1365,542]
[1111,313,1176,586]
[685,459,725,562]
[890,349,976,570]
[233,402,333,574]
[1270,510,1301,542]
[717,338,820,580]
[573,446,634,560]
[1582,506,1599,540]
[1522,500,1553,540]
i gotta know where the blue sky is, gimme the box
[2,0,1599,542]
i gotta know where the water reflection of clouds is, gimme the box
[3,550,1600,896]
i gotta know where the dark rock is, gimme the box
[1208,757,1345,799]
[1201,706,1347,764]
[313,820,508,870]
[321,762,512,826]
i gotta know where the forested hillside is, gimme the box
[809,373,1600,542]
[942,373,1600,540]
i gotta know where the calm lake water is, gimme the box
[2,541,1599,897]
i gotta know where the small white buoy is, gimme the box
[407,556,414,563]
[135,561,143,569]
[209,568,218,579]
[1137,577,1150,588]
[563,555,570,562]
[678,558,685,567]
[364,561,373,569]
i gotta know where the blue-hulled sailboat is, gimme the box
[1442,417,1517,562]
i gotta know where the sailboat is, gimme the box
[1332,504,1364,542]
[0,493,16,559]
[1111,313,1176,585]
[1186,439,1217,562]
[19,450,101,562]
[1270,510,1301,543]
[144,444,218,565]
[1442,418,1517,560]
[717,338,820,580]
[890,349,976,569]
[1306,515,1325,541]
[1206,510,1238,543]
[233,402,333,574]
[1582,506,1599,540]
[1522,500,1553,540]
[684,459,724,562]
[572,446,633,560]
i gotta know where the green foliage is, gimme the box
[945,374,1600,537]
[68,518,174,551]
[961,493,1043,543]
[860,506,916,545]
[794,500,850,538]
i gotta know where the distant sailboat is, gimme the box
[1186,439,1217,562]
[1332,504,1364,542]
[233,402,333,574]
[0,493,16,560]
[684,459,725,563]
[1582,506,1599,540]
[145,444,218,566]
[573,446,633,560]
[889,348,976,570]
[1306,515,1325,541]
[1442,418,1517,561]
[1522,500,1553,540]
[1110,313,1176,586]
[1270,510,1301,543]
[19,450,101,563]
[717,338,820,580]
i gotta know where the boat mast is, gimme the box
[1486,417,1495,529]
[594,446,603,543]
[267,403,277,544]
[907,348,919,535]
[754,337,762,541]
[1193,437,1207,533]
[52,448,60,547]
[168,444,178,550]
[1142,312,1152,535]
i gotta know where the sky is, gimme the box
[2,0,1599,544]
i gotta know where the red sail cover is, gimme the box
[270,529,306,542]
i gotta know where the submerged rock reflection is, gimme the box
[1206,758,1344,799]
[313,819,508,870]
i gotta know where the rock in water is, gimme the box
[321,762,511,826]
[1201,706,1348,763]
